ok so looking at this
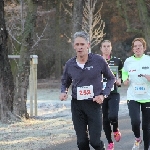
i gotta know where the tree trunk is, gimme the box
[13,0,38,118]
[0,0,14,123]
[55,0,61,79]
[72,0,84,35]
[137,0,150,49]
[69,0,84,56]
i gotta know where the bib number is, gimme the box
[77,85,94,100]
[133,84,147,94]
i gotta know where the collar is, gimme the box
[133,54,145,60]
[75,53,93,63]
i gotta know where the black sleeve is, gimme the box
[118,58,124,82]
[101,58,115,97]
[61,63,72,93]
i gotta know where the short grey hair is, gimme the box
[73,31,89,43]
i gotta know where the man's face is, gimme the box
[133,40,146,57]
[101,41,112,55]
[73,37,90,57]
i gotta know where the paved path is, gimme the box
[42,114,143,150]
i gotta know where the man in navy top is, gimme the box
[59,31,115,150]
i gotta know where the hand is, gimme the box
[59,93,68,101]
[116,78,121,86]
[123,79,129,86]
[143,74,150,81]
[93,95,104,104]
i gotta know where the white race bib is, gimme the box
[77,85,94,100]
[103,82,114,91]
[133,83,147,94]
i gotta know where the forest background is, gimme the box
[4,0,150,79]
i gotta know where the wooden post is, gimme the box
[31,55,38,116]
[8,55,38,117]
[29,59,34,117]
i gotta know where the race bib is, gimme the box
[133,83,147,94]
[109,66,118,75]
[77,85,94,100]
[103,82,114,91]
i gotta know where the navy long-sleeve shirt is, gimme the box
[61,53,115,100]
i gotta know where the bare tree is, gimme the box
[61,0,73,17]
[61,0,73,42]
[4,0,49,119]
[72,0,83,35]
[0,0,14,123]
[137,0,150,48]
[55,0,62,79]
[117,0,150,49]
[13,0,38,118]
[82,0,105,51]
[62,0,105,52]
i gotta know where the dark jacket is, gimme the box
[61,53,115,100]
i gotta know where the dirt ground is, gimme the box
[0,79,129,150]
[37,79,61,89]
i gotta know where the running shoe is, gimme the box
[114,130,121,142]
[107,142,114,150]
[132,138,142,150]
